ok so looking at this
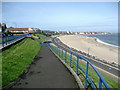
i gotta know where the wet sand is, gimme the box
[58,35,119,64]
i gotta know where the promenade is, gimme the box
[12,45,78,88]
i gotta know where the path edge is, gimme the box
[48,46,84,89]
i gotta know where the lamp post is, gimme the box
[88,47,90,57]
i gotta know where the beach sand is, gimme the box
[58,35,119,64]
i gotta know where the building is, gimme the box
[28,28,41,33]
[41,30,56,34]
[7,28,29,34]
[7,27,41,34]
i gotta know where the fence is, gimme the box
[1,34,31,48]
[47,43,110,90]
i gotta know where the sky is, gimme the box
[2,2,118,32]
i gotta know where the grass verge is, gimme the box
[2,38,41,87]
[32,33,47,42]
[0,52,2,87]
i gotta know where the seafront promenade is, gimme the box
[2,35,79,89]
[12,45,78,88]
[2,1,119,89]
[2,34,119,89]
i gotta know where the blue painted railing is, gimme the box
[47,43,110,89]
[1,34,31,48]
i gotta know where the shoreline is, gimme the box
[96,38,119,48]
[57,35,119,65]
[81,34,119,48]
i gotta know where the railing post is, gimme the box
[2,37,4,47]
[85,62,89,88]
[76,55,79,75]
[5,37,7,45]
[99,78,102,90]
[51,45,53,51]
[54,46,56,53]
[62,49,63,59]
[56,47,58,54]
[57,46,59,55]
[65,50,67,63]
[70,52,72,68]
[54,47,56,53]
[8,36,10,44]
[53,46,55,52]
[59,48,60,57]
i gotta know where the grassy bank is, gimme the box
[0,53,2,87]
[32,33,47,42]
[2,38,41,87]
[50,44,120,88]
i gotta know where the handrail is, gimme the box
[47,43,110,89]
[1,34,31,48]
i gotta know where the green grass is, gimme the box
[2,38,41,87]
[0,52,2,87]
[33,33,47,42]
[51,45,120,88]
[0,39,1,44]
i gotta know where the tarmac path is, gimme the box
[12,45,79,88]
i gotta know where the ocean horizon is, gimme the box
[82,34,119,47]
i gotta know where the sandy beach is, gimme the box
[58,35,119,64]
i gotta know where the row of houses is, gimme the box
[78,32,111,35]
[0,23,41,34]
[63,31,111,35]
[3,27,112,35]
[7,27,41,34]
[1,23,111,35]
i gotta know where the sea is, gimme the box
[82,34,120,48]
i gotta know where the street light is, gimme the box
[88,47,90,57]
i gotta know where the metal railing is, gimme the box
[47,43,110,90]
[1,34,31,48]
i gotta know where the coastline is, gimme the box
[82,34,119,48]
[57,35,119,65]
[95,38,119,48]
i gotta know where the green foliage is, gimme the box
[11,32,24,34]
[2,38,41,87]
[32,32,59,37]
[0,53,2,88]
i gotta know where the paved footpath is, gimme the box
[12,45,78,88]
